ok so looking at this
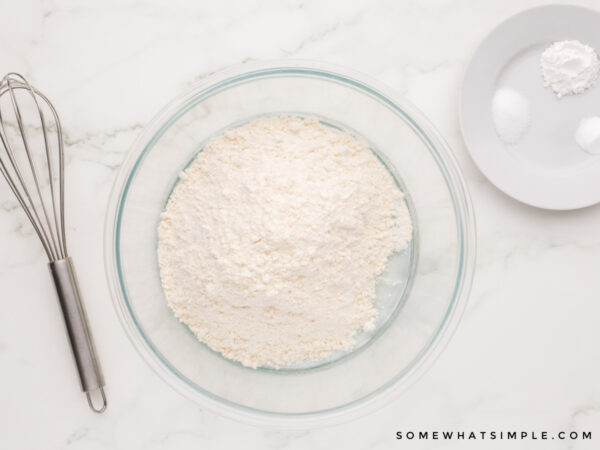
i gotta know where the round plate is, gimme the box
[460,5,600,210]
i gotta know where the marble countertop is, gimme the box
[1,0,600,448]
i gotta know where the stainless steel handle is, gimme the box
[49,257,106,413]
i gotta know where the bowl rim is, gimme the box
[104,59,476,428]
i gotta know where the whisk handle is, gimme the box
[49,257,106,413]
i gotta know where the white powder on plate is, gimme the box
[574,116,600,155]
[157,117,412,368]
[492,88,531,145]
[540,40,600,98]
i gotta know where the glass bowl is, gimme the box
[105,60,475,428]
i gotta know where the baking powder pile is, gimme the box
[158,117,412,368]
[540,40,600,98]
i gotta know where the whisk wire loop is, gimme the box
[0,73,67,261]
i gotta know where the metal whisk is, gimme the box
[0,73,106,412]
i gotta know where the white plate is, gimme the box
[460,5,600,210]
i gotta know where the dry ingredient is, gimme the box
[540,40,600,98]
[492,88,531,145]
[574,116,600,155]
[158,117,412,368]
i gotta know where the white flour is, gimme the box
[540,40,600,98]
[158,117,412,368]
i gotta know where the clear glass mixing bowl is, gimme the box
[105,61,475,428]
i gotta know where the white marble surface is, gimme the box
[1,0,600,448]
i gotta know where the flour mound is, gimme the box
[158,117,412,368]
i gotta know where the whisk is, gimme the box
[0,73,106,412]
